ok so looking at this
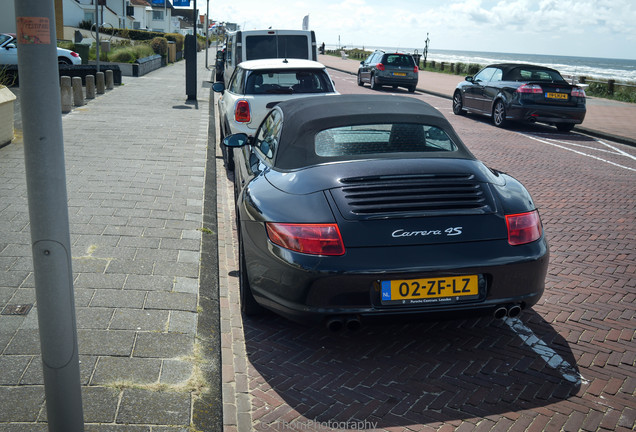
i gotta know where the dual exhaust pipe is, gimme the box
[493,304,522,320]
[326,315,361,332]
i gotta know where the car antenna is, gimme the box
[283,58,288,63]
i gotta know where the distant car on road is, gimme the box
[213,58,338,169]
[223,94,549,329]
[358,50,418,92]
[452,63,586,132]
[0,33,81,65]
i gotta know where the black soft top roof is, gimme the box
[273,94,475,170]
[487,63,560,74]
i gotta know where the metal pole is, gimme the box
[95,0,100,73]
[205,0,209,69]
[14,1,85,431]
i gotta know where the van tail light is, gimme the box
[516,84,543,94]
[376,63,385,71]
[571,87,586,98]
[414,65,419,73]
[506,210,542,246]
[234,100,250,123]
[266,223,345,256]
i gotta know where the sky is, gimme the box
[198,0,636,60]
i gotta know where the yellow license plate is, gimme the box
[381,275,479,304]
[393,72,406,76]
[546,92,568,100]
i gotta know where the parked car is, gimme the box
[0,33,81,65]
[213,58,338,169]
[452,63,586,132]
[223,94,549,329]
[358,50,418,92]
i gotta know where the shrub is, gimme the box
[150,37,168,56]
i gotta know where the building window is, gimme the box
[153,11,164,21]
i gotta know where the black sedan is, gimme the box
[452,63,586,132]
[224,95,549,330]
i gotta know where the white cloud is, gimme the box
[207,0,636,59]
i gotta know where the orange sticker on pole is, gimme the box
[16,17,51,45]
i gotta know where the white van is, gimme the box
[223,29,318,85]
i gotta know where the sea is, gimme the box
[331,45,636,83]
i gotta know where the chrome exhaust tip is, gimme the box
[507,304,522,318]
[494,306,508,320]
[326,317,344,332]
[345,316,362,331]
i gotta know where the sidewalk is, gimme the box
[0,52,218,430]
[318,54,636,145]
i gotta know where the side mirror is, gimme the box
[212,82,225,93]
[465,76,474,83]
[5,43,16,50]
[223,133,250,148]
[360,61,364,65]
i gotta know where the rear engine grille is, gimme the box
[331,173,494,219]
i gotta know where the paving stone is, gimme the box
[105,259,155,275]
[74,273,127,290]
[109,309,169,331]
[77,330,135,356]
[173,277,199,294]
[145,291,197,312]
[76,307,115,329]
[123,274,173,292]
[0,386,45,421]
[117,388,190,425]
[89,289,146,309]
[168,311,198,335]
[0,355,32,385]
[160,359,193,384]
[91,357,162,385]
[133,333,194,358]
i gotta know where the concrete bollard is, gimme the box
[60,76,72,113]
[105,70,114,90]
[71,76,84,107]
[85,75,96,99]
[96,72,105,94]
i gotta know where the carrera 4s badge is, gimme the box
[392,227,463,238]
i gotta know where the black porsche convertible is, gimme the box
[224,94,549,330]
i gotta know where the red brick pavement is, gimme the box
[216,71,635,431]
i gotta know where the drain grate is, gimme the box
[1,304,33,316]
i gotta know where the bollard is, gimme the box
[105,70,114,90]
[71,76,84,107]
[608,79,615,95]
[96,72,105,94]
[60,76,72,113]
[85,75,96,99]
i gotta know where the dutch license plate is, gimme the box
[381,275,479,305]
[393,72,406,76]
[546,92,568,100]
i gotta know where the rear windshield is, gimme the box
[315,123,457,157]
[245,35,309,60]
[509,67,567,83]
[382,54,415,67]
[245,69,334,95]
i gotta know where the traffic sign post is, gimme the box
[14,0,85,430]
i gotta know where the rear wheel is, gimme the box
[220,122,234,171]
[357,73,364,86]
[452,91,466,115]
[238,227,263,316]
[493,100,507,127]
[370,74,380,90]
[58,57,72,65]
[407,85,416,93]
[556,123,575,132]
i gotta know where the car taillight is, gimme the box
[70,51,80,58]
[234,100,250,123]
[506,210,542,246]
[516,84,543,94]
[376,63,385,71]
[571,87,586,98]
[413,65,419,73]
[266,223,345,256]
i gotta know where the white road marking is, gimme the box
[505,317,587,385]
[519,133,636,172]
